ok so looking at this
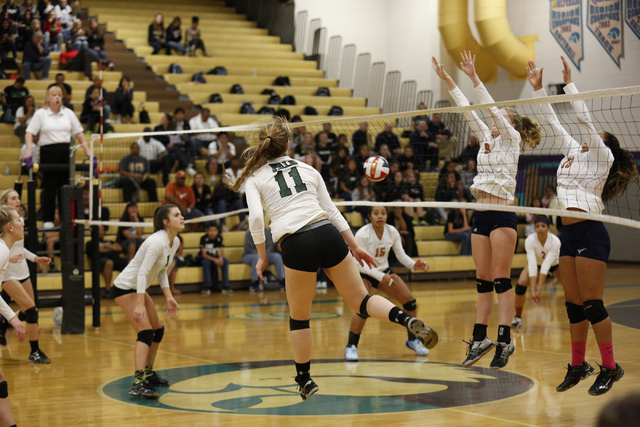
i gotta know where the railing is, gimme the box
[367,62,386,109]
[338,44,357,89]
[397,80,418,127]
[353,53,371,99]
[382,71,401,114]
[293,10,308,53]
[324,36,342,80]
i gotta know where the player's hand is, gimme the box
[531,286,541,303]
[9,314,26,343]
[431,57,451,81]
[561,56,572,85]
[9,254,25,263]
[353,246,376,269]
[35,256,52,264]
[255,256,267,281]
[526,60,544,91]
[459,50,477,78]
[414,259,429,272]
[133,304,147,323]
[166,297,180,319]
[379,274,393,287]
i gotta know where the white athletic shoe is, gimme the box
[511,316,524,328]
[406,338,429,356]
[344,345,359,361]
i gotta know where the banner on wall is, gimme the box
[626,0,640,41]
[587,0,624,68]
[550,0,584,71]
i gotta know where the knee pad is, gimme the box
[25,306,38,324]
[565,302,587,324]
[583,300,608,325]
[494,278,513,294]
[476,279,494,294]
[136,329,155,347]
[289,317,310,331]
[515,284,528,296]
[0,381,7,398]
[17,311,26,322]
[356,313,368,320]
[359,295,372,318]
[402,299,417,312]
[152,326,164,343]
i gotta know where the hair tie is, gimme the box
[534,216,550,226]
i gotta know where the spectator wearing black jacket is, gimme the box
[80,87,101,133]
[457,133,480,165]
[174,107,198,175]
[113,76,134,123]
[192,172,215,227]
[315,122,336,145]
[403,170,427,225]
[1,77,29,121]
[409,121,438,171]
[387,203,417,258]
[211,174,245,232]
[375,121,402,155]
[148,13,165,54]
[165,16,185,55]
[384,171,407,202]
[397,145,419,173]
[428,113,455,158]
[87,19,112,67]
[351,121,371,155]
[21,32,51,80]
[154,113,188,185]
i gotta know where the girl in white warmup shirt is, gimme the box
[113,204,183,399]
[343,205,432,362]
[0,189,52,363]
[0,205,28,427]
[527,58,637,396]
[512,216,560,329]
[433,52,542,370]
[232,118,438,401]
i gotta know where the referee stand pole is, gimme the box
[91,183,100,327]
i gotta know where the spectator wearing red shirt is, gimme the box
[164,170,202,230]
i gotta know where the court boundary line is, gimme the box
[446,408,542,427]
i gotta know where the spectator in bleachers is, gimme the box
[207,131,235,180]
[211,174,245,232]
[377,143,392,163]
[85,225,128,299]
[403,170,427,225]
[336,158,359,208]
[384,170,407,202]
[411,102,431,130]
[42,9,62,51]
[21,31,50,80]
[14,94,35,144]
[47,73,73,110]
[148,13,165,55]
[435,171,463,222]
[225,156,245,199]
[19,0,35,20]
[191,171,214,227]
[165,234,184,295]
[328,146,349,196]
[80,86,101,133]
[196,224,230,294]
[242,228,285,292]
[387,203,417,257]
[353,143,371,172]
[174,107,198,175]
[444,208,472,255]
[2,0,19,24]
[315,131,333,179]
[457,133,480,164]
[524,197,542,237]
[37,0,53,19]
[439,160,472,201]
[0,18,17,59]
[69,18,87,50]
[459,158,477,197]
[428,113,455,158]
[87,19,113,69]
[1,77,28,123]
[352,175,375,224]
[53,0,72,40]
[293,131,321,172]
[542,186,560,228]
[375,121,402,156]
[136,126,167,176]
[410,120,438,171]
[315,122,336,145]
[164,170,202,230]
[85,75,110,121]
[114,76,134,123]
[16,9,34,50]
[185,16,207,57]
[351,121,371,155]
[165,16,185,55]
[154,114,189,185]
[190,108,219,157]
[290,121,306,150]
[110,141,158,203]
[397,145,419,172]
[115,202,146,261]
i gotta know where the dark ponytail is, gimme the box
[601,132,639,203]
[154,204,178,232]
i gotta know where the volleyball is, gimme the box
[363,156,390,182]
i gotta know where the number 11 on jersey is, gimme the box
[274,167,308,198]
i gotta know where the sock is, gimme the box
[571,341,586,367]
[388,307,411,326]
[515,306,523,318]
[134,370,145,382]
[497,325,511,344]
[29,339,39,353]
[598,341,616,370]
[347,331,360,347]
[407,330,416,341]
[472,323,487,342]
[295,361,311,385]
[145,365,153,375]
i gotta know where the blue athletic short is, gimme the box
[360,268,394,289]
[560,220,610,262]
[472,210,518,236]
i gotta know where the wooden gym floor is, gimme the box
[2,265,639,426]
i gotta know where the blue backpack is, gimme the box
[168,63,183,74]
[191,72,206,83]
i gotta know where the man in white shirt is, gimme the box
[207,131,235,180]
[136,126,168,174]
[54,0,73,39]
[189,108,219,157]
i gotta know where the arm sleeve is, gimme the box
[245,178,266,245]
[136,242,160,293]
[390,227,416,270]
[540,236,561,276]
[24,248,37,262]
[532,87,580,156]
[563,82,611,159]
[315,169,350,233]
[157,269,169,289]
[525,237,538,278]
[448,86,491,140]
[354,230,385,281]
[0,296,15,321]
[474,83,521,145]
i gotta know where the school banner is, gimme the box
[550,0,584,71]
[626,0,640,41]
[587,0,624,68]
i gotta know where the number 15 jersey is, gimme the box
[244,155,350,244]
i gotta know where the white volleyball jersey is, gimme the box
[525,231,561,278]
[245,156,350,244]
[449,83,521,201]
[0,241,18,320]
[113,230,179,293]
[355,223,415,281]
[532,83,613,214]
[4,239,37,282]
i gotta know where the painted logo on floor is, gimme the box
[99,359,535,415]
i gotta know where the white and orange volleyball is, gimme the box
[363,156,390,182]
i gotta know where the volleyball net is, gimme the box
[81,84,640,231]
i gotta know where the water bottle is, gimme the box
[4,164,9,176]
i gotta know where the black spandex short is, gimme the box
[360,268,394,289]
[472,210,518,236]
[560,220,610,262]
[548,264,559,274]
[280,220,350,272]
[112,286,138,299]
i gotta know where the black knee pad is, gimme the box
[356,313,368,319]
[25,306,38,324]
[476,279,494,294]
[494,278,513,294]
[289,317,310,331]
[515,284,528,296]
[359,295,372,318]
[402,299,417,312]
[583,300,608,325]
[152,326,164,343]
[17,311,26,322]
[565,302,587,324]
[0,381,7,398]
[136,329,155,347]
